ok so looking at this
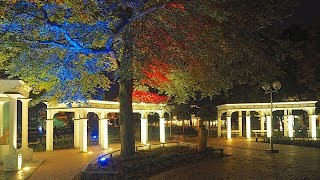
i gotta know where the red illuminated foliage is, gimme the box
[166,3,185,12]
[132,90,168,104]
[140,59,171,88]
[132,59,170,104]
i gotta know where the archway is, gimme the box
[87,112,99,145]
[52,111,74,149]
[293,110,309,138]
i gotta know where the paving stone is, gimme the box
[151,137,320,180]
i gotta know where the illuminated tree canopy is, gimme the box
[0,0,298,155]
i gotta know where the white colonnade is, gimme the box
[217,101,318,139]
[45,100,167,152]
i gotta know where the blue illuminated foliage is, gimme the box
[1,0,152,106]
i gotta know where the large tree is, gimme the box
[1,0,297,156]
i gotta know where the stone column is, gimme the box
[19,99,31,149]
[260,111,265,137]
[226,116,231,139]
[217,112,222,137]
[4,94,22,171]
[283,110,288,137]
[238,111,242,137]
[266,115,271,138]
[288,114,294,138]
[73,111,80,148]
[98,112,105,148]
[140,112,148,144]
[0,101,5,137]
[160,117,166,143]
[310,114,317,139]
[98,117,101,145]
[79,111,88,152]
[246,112,251,139]
[18,98,33,161]
[8,95,18,154]
[46,110,54,151]
[246,111,251,139]
[100,118,109,149]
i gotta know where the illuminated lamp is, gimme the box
[98,156,109,167]
[262,81,281,153]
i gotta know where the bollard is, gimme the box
[255,133,258,142]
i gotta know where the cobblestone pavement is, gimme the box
[151,137,320,180]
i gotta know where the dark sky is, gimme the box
[288,0,320,27]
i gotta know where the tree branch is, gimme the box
[114,1,172,33]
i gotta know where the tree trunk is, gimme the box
[119,29,135,156]
[198,119,207,152]
[119,78,135,156]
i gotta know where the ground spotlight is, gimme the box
[98,156,109,167]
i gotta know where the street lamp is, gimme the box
[262,81,281,153]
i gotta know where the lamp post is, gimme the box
[262,81,281,153]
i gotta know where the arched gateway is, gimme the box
[217,102,319,139]
[0,79,166,171]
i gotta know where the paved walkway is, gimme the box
[151,137,320,180]
[1,138,319,179]
[0,144,121,180]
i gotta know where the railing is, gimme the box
[81,141,223,180]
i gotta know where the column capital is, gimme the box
[18,98,32,103]
[6,93,23,99]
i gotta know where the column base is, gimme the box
[17,148,33,161]
[265,149,279,153]
[4,153,23,171]
[0,145,9,162]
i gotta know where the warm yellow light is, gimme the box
[288,115,294,138]
[227,117,231,139]
[160,118,165,143]
[18,154,22,170]
[141,118,148,144]
[88,151,93,155]
[102,119,109,149]
[246,116,251,138]
[23,167,31,171]
[267,116,271,138]
[311,115,317,139]
[108,148,113,151]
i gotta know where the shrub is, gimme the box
[263,137,320,148]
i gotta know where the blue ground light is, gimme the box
[98,156,109,167]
